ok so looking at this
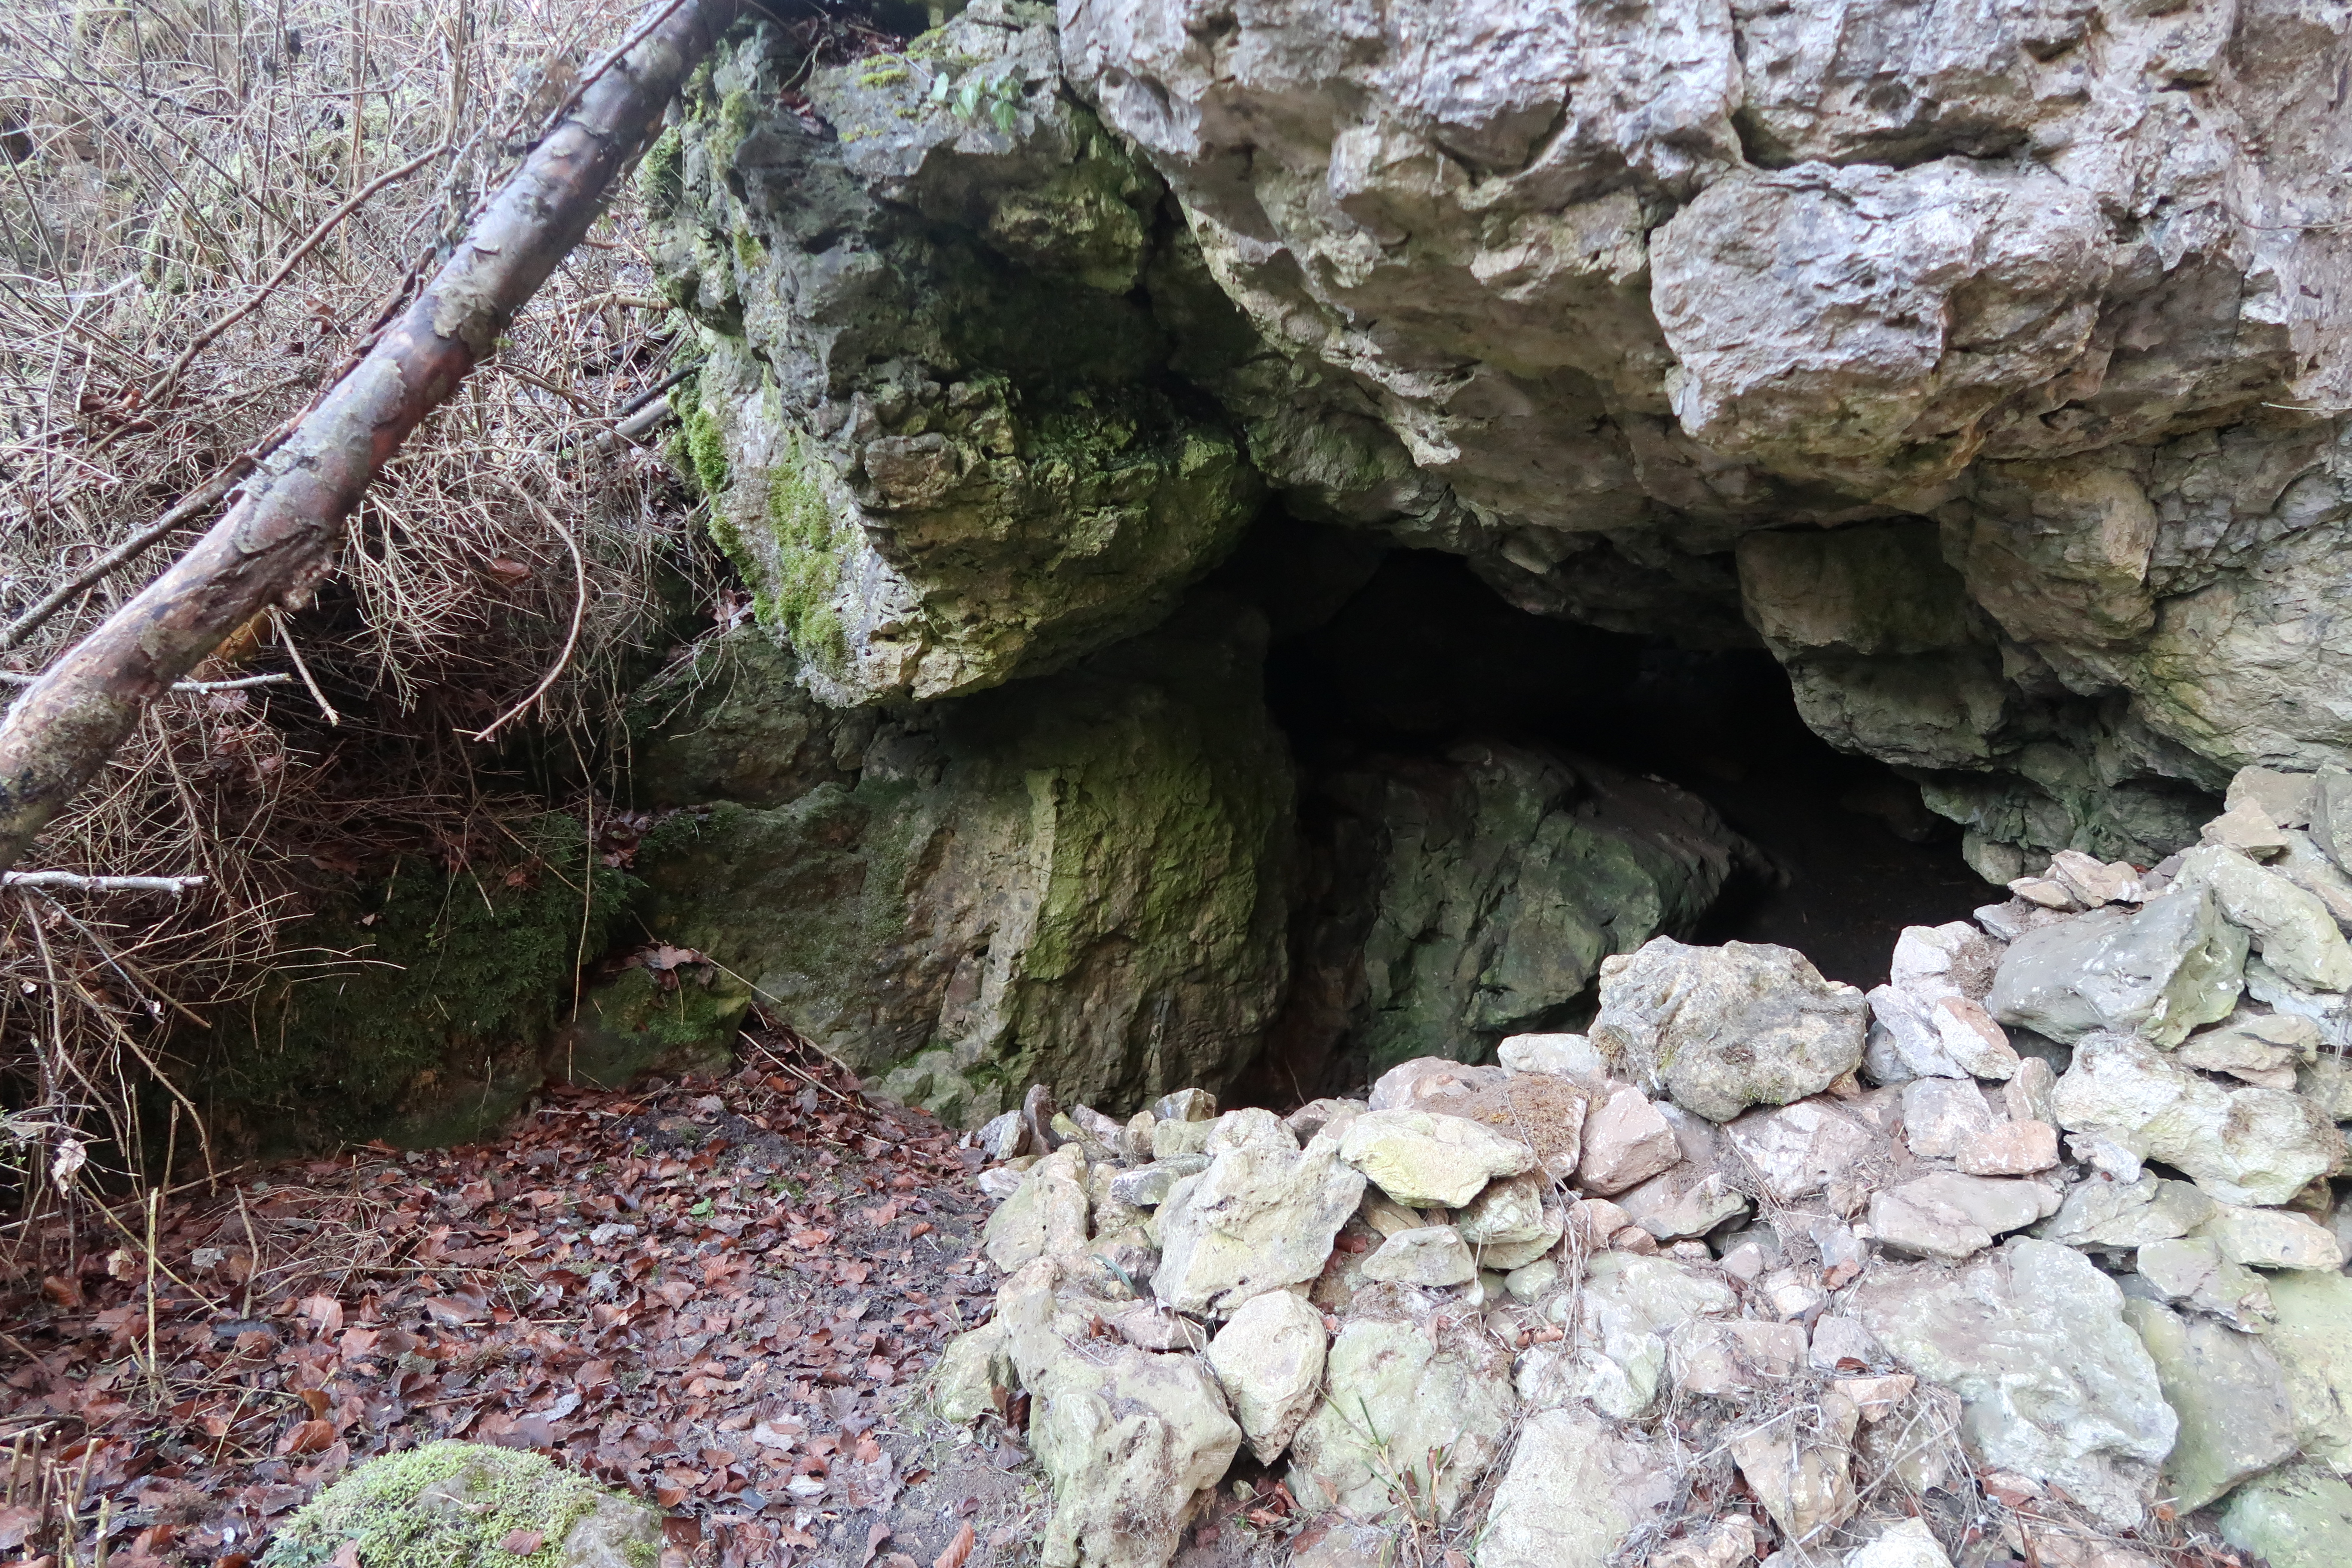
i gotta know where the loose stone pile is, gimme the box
[926,765,2352,1568]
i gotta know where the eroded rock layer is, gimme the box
[655,0,2352,880]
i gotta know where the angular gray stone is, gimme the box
[2220,1465,2352,1568]
[1205,1289,1326,1465]
[1152,1128,1366,1319]
[2037,1173,2215,1252]
[1337,1109,1537,1209]
[2266,1269,2352,1472]
[2051,1029,2345,1206]
[1360,1226,1476,1288]
[2134,1237,2275,1332]
[1497,1032,1606,1083]
[1901,1077,1996,1159]
[1725,1098,1883,1204]
[1730,1385,1860,1541]
[1290,1311,1516,1523]
[983,1145,1090,1272]
[2177,844,2352,995]
[2197,1204,2346,1272]
[1870,1173,2062,1262]
[2121,1296,2297,1512]
[1988,890,2248,1047]
[1850,1239,2177,1526]
[1475,1404,1675,1568]
[1616,1165,1751,1243]
[1842,1519,1953,1568]
[1030,1347,1243,1568]
[1592,938,1867,1121]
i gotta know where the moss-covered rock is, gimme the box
[262,1442,658,1568]
[212,818,639,1152]
[648,3,1262,708]
[629,599,1295,1123]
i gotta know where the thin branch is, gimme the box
[271,611,341,726]
[153,143,453,407]
[2,873,207,894]
[467,491,589,743]
[0,672,292,693]
[0,458,256,656]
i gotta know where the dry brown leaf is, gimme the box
[500,1530,545,1555]
[279,1420,336,1456]
[932,1522,974,1568]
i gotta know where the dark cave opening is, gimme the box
[1239,536,1995,995]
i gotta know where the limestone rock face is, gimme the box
[633,606,1293,1123]
[1287,745,1767,1078]
[651,5,1261,707]
[1050,0,2352,864]
[1591,938,1868,1121]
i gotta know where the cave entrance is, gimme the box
[1234,537,1994,1095]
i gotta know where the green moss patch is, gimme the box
[263,1441,656,1568]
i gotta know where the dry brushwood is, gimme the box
[0,0,742,871]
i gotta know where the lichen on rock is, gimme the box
[649,1,1261,708]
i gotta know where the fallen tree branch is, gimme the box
[0,671,291,693]
[2,873,207,895]
[0,0,743,870]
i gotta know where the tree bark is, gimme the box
[0,0,740,871]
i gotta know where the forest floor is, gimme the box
[0,1032,1089,1568]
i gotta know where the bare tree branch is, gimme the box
[3,873,207,895]
[0,0,742,870]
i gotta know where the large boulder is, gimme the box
[1590,938,1868,1122]
[1152,1125,1366,1317]
[1987,889,2248,1047]
[2048,1031,2344,1207]
[632,604,1293,1123]
[2121,1297,2297,1512]
[1849,1239,2176,1527]
[259,1443,658,1568]
[649,5,1260,707]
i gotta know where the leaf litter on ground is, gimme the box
[0,1030,1014,1568]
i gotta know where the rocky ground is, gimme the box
[931,763,2352,1568]
[21,764,2352,1568]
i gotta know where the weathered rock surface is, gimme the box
[2049,1031,2343,1206]
[1050,0,2352,864]
[1474,1404,1674,1568]
[1591,938,1868,1121]
[634,606,1293,1123]
[1288,746,1767,1076]
[1988,891,2248,1047]
[1030,1348,1243,1568]
[1153,1126,1365,1317]
[1289,1309,1516,1523]
[1851,1240,2175,1526]
[1337,1109,1535,1209]
[2122,1297,2297,1512]
[2220,1465,2352,1568]
[1204,1289,1326,1464]
[652,6,1260,707]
